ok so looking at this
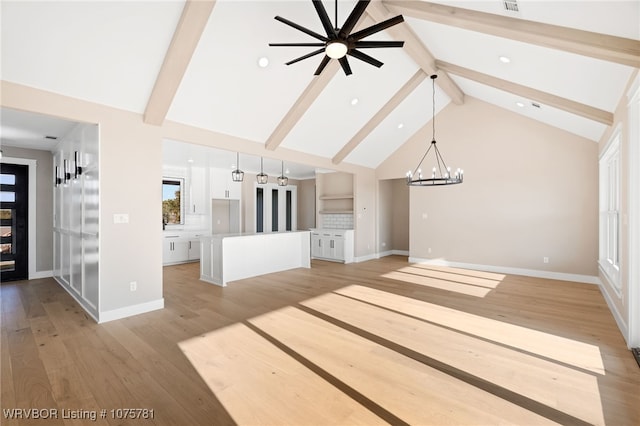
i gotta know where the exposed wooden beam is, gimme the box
[265,15,376,151]
[436,60,614,125]
[332,70,427,164]
[144,1,216,125]
[366,1,464,105]
[384,0,640,68]
[264,61,341,151]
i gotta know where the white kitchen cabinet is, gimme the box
[163,232,202,264]
[163,238,189,264]
[310,229,353,263]
[189,166,207,214]
[188,239,200,261]
[211,168,241,200]
[311,232,323,258]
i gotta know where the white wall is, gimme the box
[378,96,598,278]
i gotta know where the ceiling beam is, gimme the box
[436,60,614,126]
[143,1,216,126]
[332,70,427,164]
[365,1,464,105]
[265,14,376,152]
[264,61,341,151]
[384,0,640,68]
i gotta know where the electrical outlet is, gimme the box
[382,242,386,247]
[428,248,432,254]
[130,281,137,291]
[422,213,428,220]
[543,257,549,264]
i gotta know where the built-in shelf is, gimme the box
[319,210,354,214]
[319,194,354,200]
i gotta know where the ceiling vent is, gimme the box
[531,102,541,108]
[44,135,58,140]
[503,0,519,12]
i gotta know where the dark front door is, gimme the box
[1,163,29,282]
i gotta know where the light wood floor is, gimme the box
[2,256,639,425]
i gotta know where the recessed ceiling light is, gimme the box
[258,57,269,68]
[187,158,194,163]
[397,123,404,129]
[515,101,525,108]
[499,56,511,64]
[351,97,359,106]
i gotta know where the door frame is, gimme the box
[1,156,37,279]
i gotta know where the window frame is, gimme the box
[162,177,185,226]
[599,126,622,295]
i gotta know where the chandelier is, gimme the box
[407,74,463,186]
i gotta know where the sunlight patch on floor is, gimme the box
[336,285,605,375]
[249,306,557,425]
[178,322,385,425]
[382,270,493,297]
[396,266,504,288]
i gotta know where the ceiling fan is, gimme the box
[269,0,405,76]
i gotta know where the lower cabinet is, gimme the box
[163,234,202,265]
[311,230,353,263]
[187,239,200,261]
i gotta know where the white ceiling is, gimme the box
[1,0,638,169]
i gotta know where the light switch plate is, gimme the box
[113,213,129,224]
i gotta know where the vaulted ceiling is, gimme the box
[1,0,638,170]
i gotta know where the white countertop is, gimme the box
[201,230,311,240]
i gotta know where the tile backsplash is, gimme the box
[322,213,354,229]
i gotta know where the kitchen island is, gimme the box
[199,231,311,286]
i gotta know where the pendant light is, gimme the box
[277,160,288,186]
[231,152,244,182]
[256,157,268,184]
[406,74,463,186]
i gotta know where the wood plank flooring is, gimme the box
[2,256,639,425]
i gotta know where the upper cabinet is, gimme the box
[211,168,241,200]
[189,165,207,214]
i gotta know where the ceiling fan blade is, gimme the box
[338,57,353,76]
[348,49,383,68]
[270,43,326,47]
[338,0,370,39]
[350,15,404,41]
[286,48,326,66]
[355,40,404,49]
[274,16,328,41]
[314,55,331,75]
[312,0,337,37]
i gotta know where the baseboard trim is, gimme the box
[99,298,165,323]
[355,253,378,263]
[408,257,600,285]
[30,270,53,279]
[391,250,409,256]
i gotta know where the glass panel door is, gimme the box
[0,163,29,281]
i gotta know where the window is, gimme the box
[272,189,279,231]
[599,129,621,294]
[256,187,264,233]
[162,178,184,225]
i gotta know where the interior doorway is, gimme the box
[1,162,29,281]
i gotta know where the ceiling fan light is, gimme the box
[326,41,348,59]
